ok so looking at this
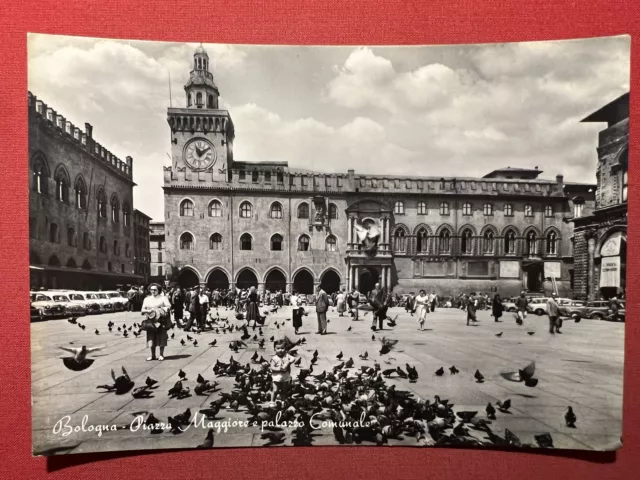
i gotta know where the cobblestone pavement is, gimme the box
[30,305,624,454]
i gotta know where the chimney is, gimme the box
[85,122,93,138]
[126,156,133,177]
[556,174,564,191]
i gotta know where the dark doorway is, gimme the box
[207,269,229,290]
[320,269,341,295]
[293,269,314,295]
[525,264,543,292]
[236,269,259,290]
[359,267,379,296]
[178,268,199,289]
[265,269,287,292]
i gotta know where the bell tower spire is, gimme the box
[185,44,219,109]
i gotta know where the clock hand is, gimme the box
[200,146,211,155]
[195,147,203,158]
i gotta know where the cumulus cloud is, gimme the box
[27,34,630,221]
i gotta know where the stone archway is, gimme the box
[206,269,229,290]
[177,268,200,289]
[264,269,287,292]
[293,269,315,295]
[236,269,259,290]
[320,269,341,295]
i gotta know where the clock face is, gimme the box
[184,139,216,171]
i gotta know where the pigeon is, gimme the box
[59,345,103,371]
[171,333,175,339]
[371,335,375,341]
[187,335,193,341]
[178,369,187,380]
[474,370,485,383]
[379,337,398,355]
[67,317,78,324]
[396,366,408,379]
[180,339,186,346]
[196,373,206,384]
[260,431,287,445]
[486,402,496,419]
[145,413,163,434]
[123,330,129,338]
[94,329,99,335]
[347,326,352,332]
[495,332,503,337]
[174,408,192,426]
[359,351,368,360]
[534,433,554,448]
[565,407,577,428]
[97,367,134,395]
[500,361,538,387]
[131,386,152,399]
[527,331,535,336]
[449,366,459,375]
[145,376,158,388]
[497,399,511,412]
[336,351,343,360]
[209,339,217,347]
[435,367,445,376]
[406,364,419,382]
[196,428,214,448]
[193,340,198,347]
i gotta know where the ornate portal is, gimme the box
[354,218,381,255]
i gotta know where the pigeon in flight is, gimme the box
[59,345,104,371]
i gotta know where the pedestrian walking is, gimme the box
[415,289,429,330]
[466,295,478,326]
[547,293,562,334]
[336,289,346,316]
[140,283,172,361]
[369,283,385,331]
[315,285,329,335]
[515,291,529,326]
[492,293,504,322]
[245,286,260,328]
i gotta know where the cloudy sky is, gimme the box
[28,34,630,221]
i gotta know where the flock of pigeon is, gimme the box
[56,306,580,450]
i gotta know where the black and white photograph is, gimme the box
[28,33,629,455]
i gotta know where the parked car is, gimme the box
[584,300,611,320]
[502,298,518,312]
[527,298,550,316]
[558,299,588,319]
[104,290,129,311]
[66,291,102,314]
[48,293,87,317]
[94,292,115,312]
[30,292,67,319]
[30,304,42,322]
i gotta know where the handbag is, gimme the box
[140,318,157,333]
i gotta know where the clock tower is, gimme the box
[167,44,234,182]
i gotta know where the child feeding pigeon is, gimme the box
[269,340,296,407]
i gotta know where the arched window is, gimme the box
[180,199,194,217]
[180,232,194,250]
[483,203,493,216]
[67,227,76,247]
[416,228,429,253]
[113,240,119,255]
[187,93,192,107]
[504,204,513,216]
[297,203,309,219]
[32,156,49,194]
[207,94,214,109]
[122,202,131,227]
[524,204,533,217]
[110,195,119,223]
[54,167,69,203]
[504,230,516,254]
[483,230,495,254]
[326,235,337,252]
[99,236,107,253]
[83,233,91,250]
[49,223,59,243]
[546,231,558,255]
[252,170,259,183]
[97,189,107,218]
[462,203,472,216]
[394,201,404,215]
[270,202,283,219]
[439,230,451,253]
[460,229,473,254]
[67,258,77,268]
[417,201,427,215]
[210,233,222,250]
[525,231,537,255]
[394,229,406,252]
[196,92,202,106]
[544,205,553,217]
[125,243,130,257]
[270,234,283,251]
[440,202,450,215]
[240,233,252,251]
[208,200,222,217]
[298,234,310,251]
[329,203,338,220]
[74,176,87,209]
[239,201,252,218]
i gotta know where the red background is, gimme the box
[0,0,638,478]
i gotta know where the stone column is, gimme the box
[286,282,292,294]
[386,266,391,290]
[347,216,353,247]
[587,236,597,300]
[354,267,359,291]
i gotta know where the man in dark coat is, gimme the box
[172,287,185,325]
